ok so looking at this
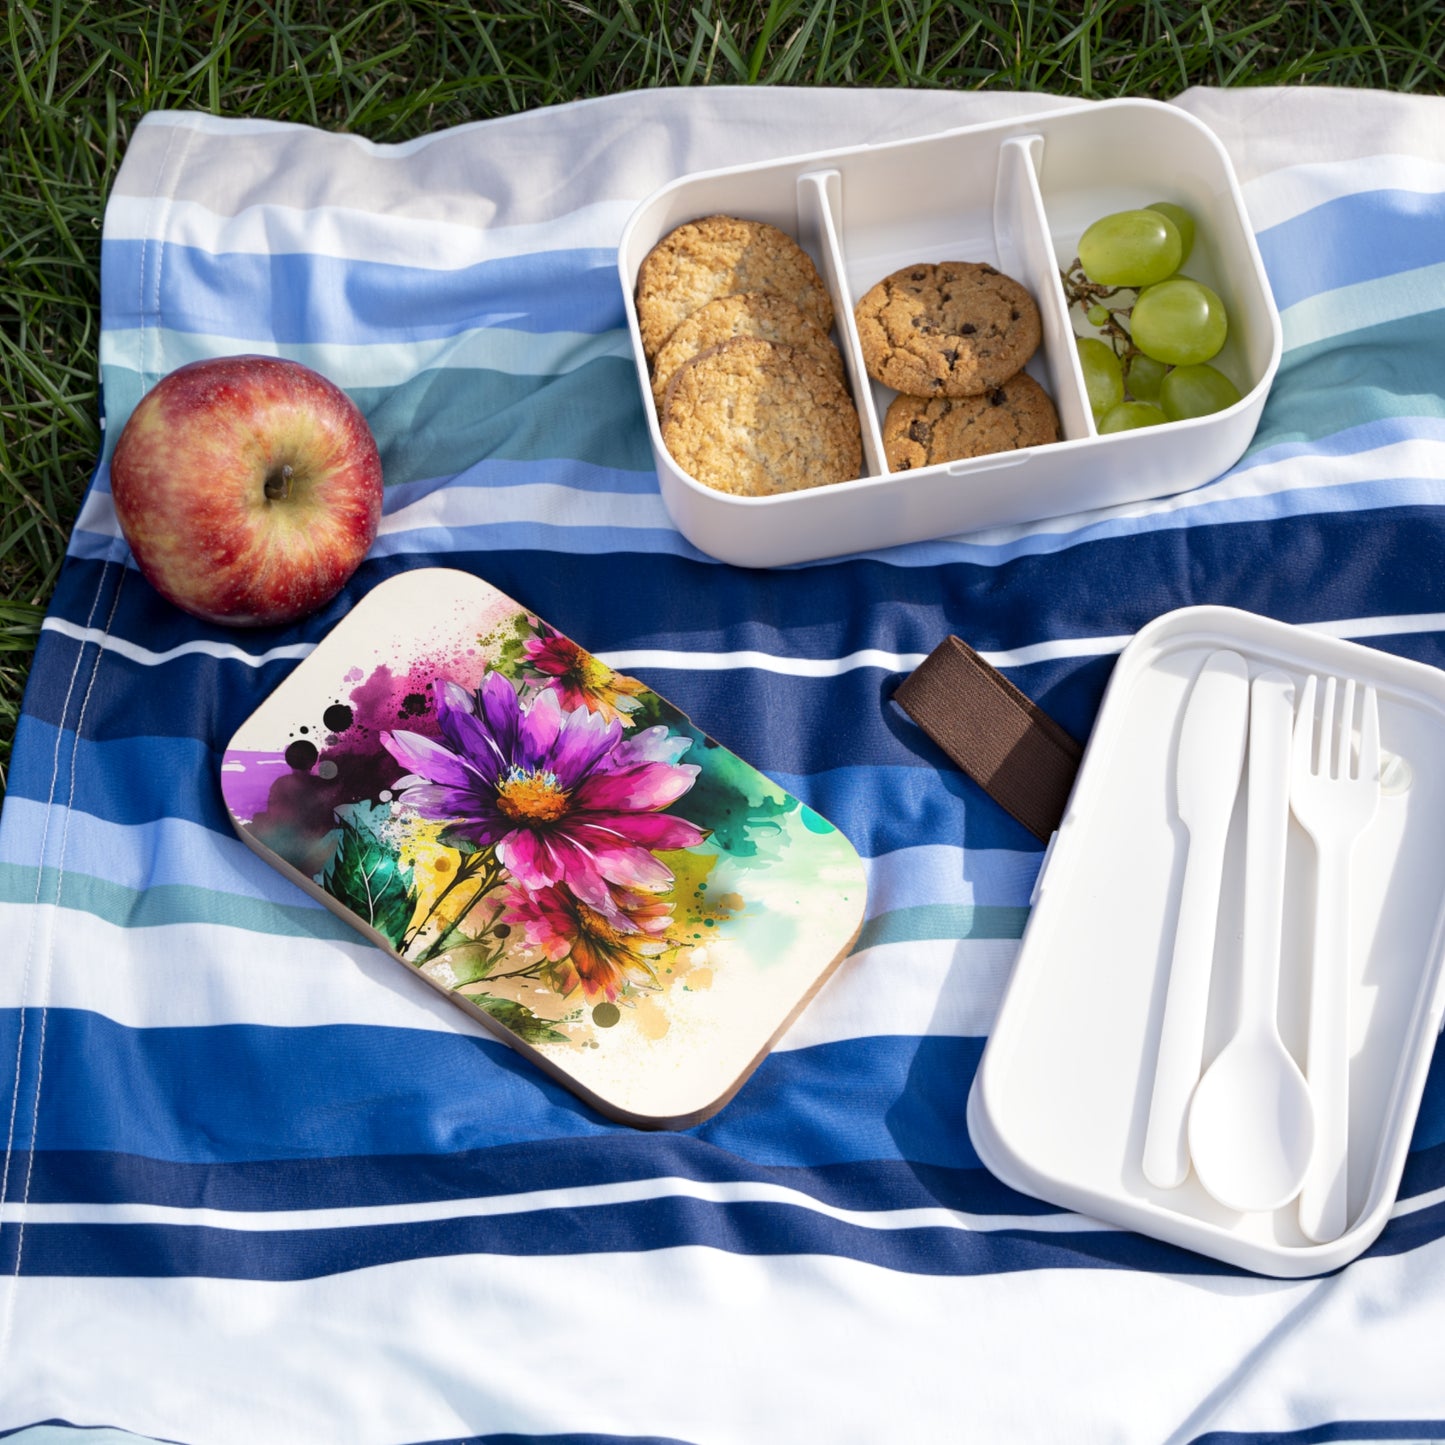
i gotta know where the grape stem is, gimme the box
[1061,258,1139,364]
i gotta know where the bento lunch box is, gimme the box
[617,98,1282,568]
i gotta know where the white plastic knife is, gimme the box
[1142,649,1251,1189]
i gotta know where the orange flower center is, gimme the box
[576,901,629,948]
[496,766,569,822]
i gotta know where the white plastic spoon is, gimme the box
[1188,668,1316,1213]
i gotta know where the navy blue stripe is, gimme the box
[40,511,1445,702]
[1256,186,1445,311]
[417,1436,695,1445]
[0,1426,686,1445]
[31,613,1445,804]
[16,1145,1053,1217]
[0,1010,986,1172]
[0,1198,1240,1281]
[0,1427,186,1445]
[424,1437,695,1445]
[1356,1196,1445,1265]
[1191,1422,1445,1445]
[7,1189,1441,1286]
[100,240,625,343]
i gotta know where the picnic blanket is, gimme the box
[4,84,1445,1443]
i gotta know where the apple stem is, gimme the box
[264,463,294,502]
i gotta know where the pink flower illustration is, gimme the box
[380,672,704,919]
[501,882,673,1001]
[523,630,648,727]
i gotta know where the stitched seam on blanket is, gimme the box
[0,563,109,1312]
[0,113,193,1379]
[0,564,114,1377]
[3,569,129,1303]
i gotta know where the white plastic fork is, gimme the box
[1290,674,1381,1243]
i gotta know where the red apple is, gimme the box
[110,354,384,627]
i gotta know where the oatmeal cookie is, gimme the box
[660,336,861,497]
[650,291,844,410]
[636,215,835,360]
[882,373,1059,471]
[854,261,1041,397]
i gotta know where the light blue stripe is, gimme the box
[816,418,1445,571]
[0,801,1039,922]
[70,438,1445,576]
[0,797,311,903]
[100,238,624,343]
[381,458,665,505]
[70,469,1441,576]
[368,522,708,563]
[100,321,634,390]
[0,1429,172,1445]
[1255,185,1445,311]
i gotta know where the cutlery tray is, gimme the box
[967,606,1445,1276]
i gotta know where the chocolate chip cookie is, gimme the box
[650,291,844,410]
[636,216,835,361]
[660,336,861,497]
[854,262,1041,397]
[882,373,1059,471]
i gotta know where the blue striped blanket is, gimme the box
[3,86,1444,1443]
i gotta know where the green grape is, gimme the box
[1098,401,1168,433]
[1077,209,1183,288]
[1086,304,1111,327]
[1077,337,1124,419]
[1130,277,1228,366]
[1160,363,1242,420]
[1125,353,1168,404]
[1147,202,1196,264]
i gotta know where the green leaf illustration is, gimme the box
[435,940,498,987]
[479,610,538,676]
[319,817,418,948]
[472,995,570,1045]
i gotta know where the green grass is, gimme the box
[3,0,1444,797]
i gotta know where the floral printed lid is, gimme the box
[221,567,867,1127]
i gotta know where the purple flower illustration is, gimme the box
[381,672,704,918]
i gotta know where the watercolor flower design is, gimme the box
[317,651,720,1037]
[227,599,831,1050]
[381,673,703,924]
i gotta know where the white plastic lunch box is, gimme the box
[968,607,1445,1277]
[618,98,1282,568]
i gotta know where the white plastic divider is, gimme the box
[993,134,1095,444]
[796,168,887,479]
[800,132,1095,485]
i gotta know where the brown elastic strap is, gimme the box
[893,635,1083,843]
